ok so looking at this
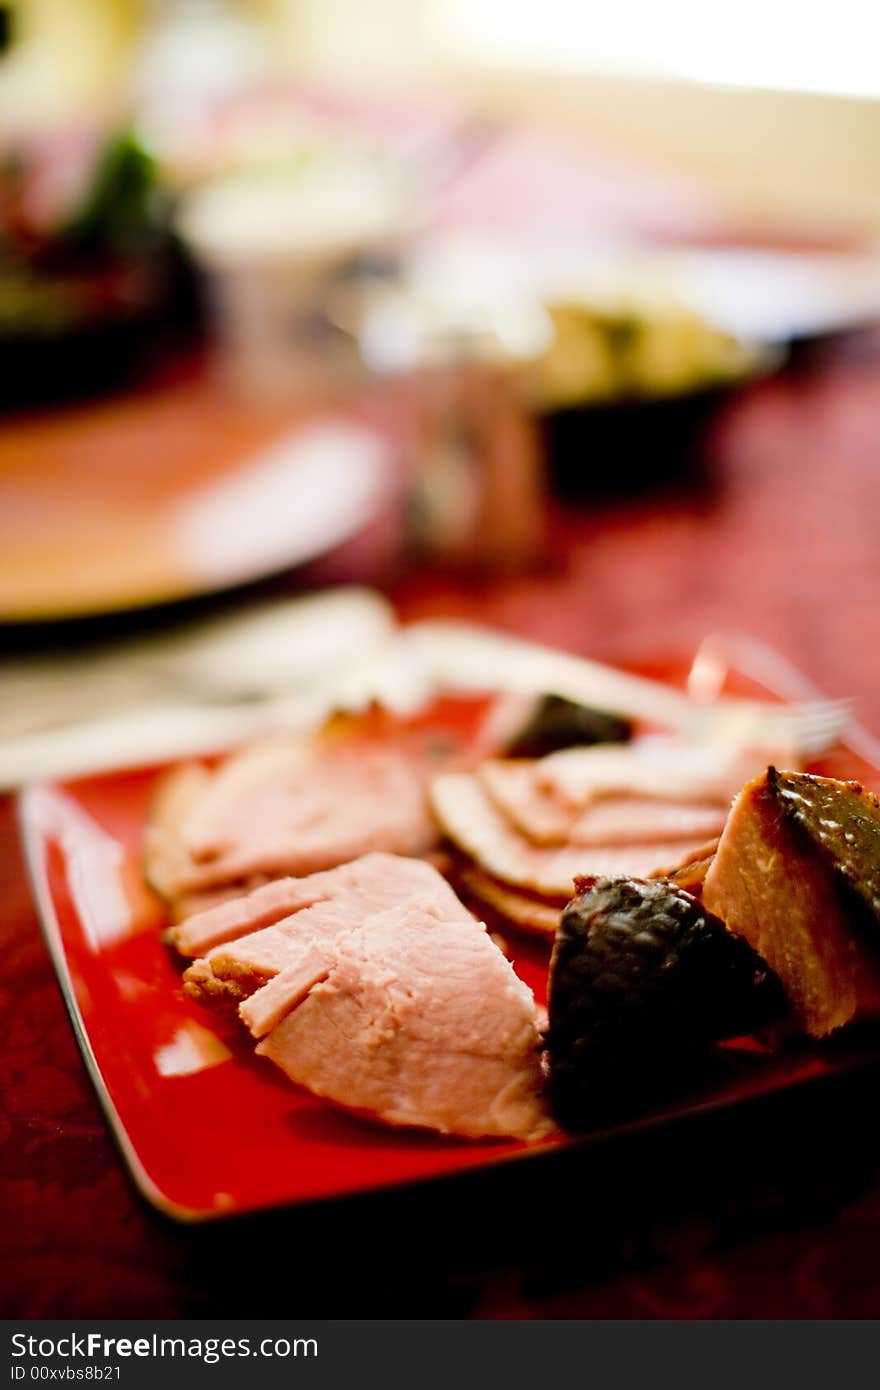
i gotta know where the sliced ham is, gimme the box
[478,759,727,847]
[455,864,565,938]
[538,737,799,809]
[169,882,266,925]
[182,853,477,1002]
[144,762,213,902]
[430,772,712,899]
[183,902,352,1003]
[240,940,336,1037]
[169,851,458,958]
[170,869,343,960]
[249,899,554,1141]
[146,738,438,899]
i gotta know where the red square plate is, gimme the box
[18,636,880,1222]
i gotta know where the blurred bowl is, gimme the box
[0,255,180,410]
[540,385,736,499]
[521,299,778,499]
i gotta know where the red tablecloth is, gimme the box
[3,349,880,1318]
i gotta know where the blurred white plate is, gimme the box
[406,234,880,345]
[0,411,391,622]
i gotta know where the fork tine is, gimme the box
[782,698,854,757]
[791,698,853,731]
[695,696,854,757]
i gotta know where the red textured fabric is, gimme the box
[3,352,880,1317]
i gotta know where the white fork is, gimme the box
[0,621,856,790]
[688,631,869,762]
[678,694,854,758]
[402,623,854,756]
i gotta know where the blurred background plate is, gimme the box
[0,384,392,622]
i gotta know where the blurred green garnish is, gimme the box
[58,131,162,257]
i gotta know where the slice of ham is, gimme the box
[456,863,564,938]
[249,899,554,1141]
[169,882,266,925]
[146,738,438,899]
[240,939,336,1037]
[183,902,353,1003]
[170,870,343,960]
[182,853,478,1002]
[478,759,727,847]
[538,737,798,809]
[430,771,712,899]
[169,851,460,958]
[144,762,213,902]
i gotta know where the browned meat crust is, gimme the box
[703,769,880,1037]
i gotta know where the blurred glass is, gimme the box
[362,287,550,570]
[177,158,411,401]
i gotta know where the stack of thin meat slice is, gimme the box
[145,730,441,921]
[168,852,554,1142]
[429,737,798,937]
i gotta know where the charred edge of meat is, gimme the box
[768,767,880,925]
[544,876,786,1130]
[504,694,632,759]
[450,853,570,909]
[572,873,599,897]
[648,837,720,898]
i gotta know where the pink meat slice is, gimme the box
[169,851,455,958]
[430,772,713,898]
[248,900,554,1141]
[182,854,478,1001]
[170,882,265,925]
[538,737,798,808]
[151,739,438,897]
[239,939,336,1037]
[478,760,727,846]
[183,901,353,1002]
